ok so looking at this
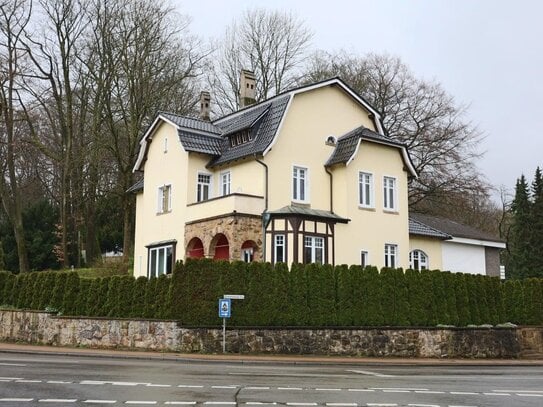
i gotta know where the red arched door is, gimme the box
[213,234,229,260]
[187,237,204,258]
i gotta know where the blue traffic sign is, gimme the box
[218,298,231,318]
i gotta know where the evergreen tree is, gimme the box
[131,277,149,319]
[528,167,543,277]
[454,274,471,326]
[465,274,481,325]
[336,265,356,326]
[273,262,291,326]
[0,240,5,270]
[62,272,80,315]
[362,266,383,326]
[507,175,532,279]
[76,279,92,316]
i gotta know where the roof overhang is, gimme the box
[445,237,506,249]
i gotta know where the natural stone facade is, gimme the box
[185,214,263,261]
[1,310,541,358]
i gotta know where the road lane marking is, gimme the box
[494,389,543,393]
[178,385,204,388]
[450,392,478,395]
[367,404,398,407]
[146,383,171,387]
[325,404,357,406]
[483,393,510,396]
[0,399,34,402]
[517,394,543,397]
[211,385,238,389]
[125,402,157,405]
[383,390,411,393]
[316,388,341,391]
[0,363,26,366]
[38,399,77,403]
[47,380,73,384]
[415,391,445,394]
[348,389,375,392]
[165,403,197,405]
[80,380,106,385]
[113,381,142,386]
[285,403,317,406]
[245,403,278,405]
[16,379,42,383]
[347,369,394,378]
[84,401,116,404]
[408,404,440,407]
[203,403,236,405]
[371,388,427,391]
[245,387,271,390]
[278,387,303,391]
[0,377,23,380]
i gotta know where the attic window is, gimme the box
[229,129,253,147]
[325,135,337,146]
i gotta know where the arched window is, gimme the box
[187,237,204,258]
[409,250,428,270]
[211,233,229,260]
[241,240,257,263]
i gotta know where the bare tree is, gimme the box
[304,51,489,217]
[208,8,313,115]
[87,0,205,260]
[0,0,32,272]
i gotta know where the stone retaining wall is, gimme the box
[0,310,540,358]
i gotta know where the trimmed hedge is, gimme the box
[0,261,541,327]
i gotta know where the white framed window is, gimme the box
[383,176,397,211]
[358,172,374,208]
[164,137,168,153]
[292,165,309,202]
[157,184,171,213]
[148,245,173,278]
[220,171,231,196]
[274,234,285,263]
[360,250,369,268]
[409,250,428,270]
[384,244,398,268]
[197,173,211,202]
[304,235,324,264]
[242,247,253,262]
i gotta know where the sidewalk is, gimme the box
[1,342,542,366]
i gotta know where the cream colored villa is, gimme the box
[130,74,504,278]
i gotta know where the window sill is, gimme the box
[358,205,375,211]
[156,210,172,215]
[291,199,310,206]
[383,209,399,215]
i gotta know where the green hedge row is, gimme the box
[0,259,542,326]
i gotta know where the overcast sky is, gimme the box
[173,0,543,199]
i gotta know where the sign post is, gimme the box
[218,295,244,353]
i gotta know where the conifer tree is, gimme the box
[0,240,5,270]
[336,265,356,326]
[528,167,543,277]
[131,277,149,319]
[507,175,532,279]
[454,274,471,326]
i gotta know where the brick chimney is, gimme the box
[239,70,256,108]
[199,91,211,121]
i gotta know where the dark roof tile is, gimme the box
[178,130,222,156]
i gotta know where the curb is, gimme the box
[1,343,542,367]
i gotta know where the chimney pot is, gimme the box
[239,69,256,108]
[199,91,211,121]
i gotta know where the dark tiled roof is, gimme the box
[266,205,350,223]
[326,126,405,166]
[410,213,504,242]
[178,130,222,156]
[160,112,222,135]
[409,217,451,239]
[209,95,290,167]
[215,103,271,135]
[126,178,144,193]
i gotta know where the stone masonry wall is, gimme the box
[0,310,539,358]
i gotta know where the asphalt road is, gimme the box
[0,352,542,407]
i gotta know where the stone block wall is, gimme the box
[0,310,540,358]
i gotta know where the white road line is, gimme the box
[125,402,157,405]
[178,385,205,388]
[408,404,440,407]
[367,404,398,407]
[113,381,142,386]
[285,403,318,406]
[0,377,23,380]
[245,403,278,405]
[211,385,238,389]
[517,394,543,397]
[348,389,375,392]
[493,389,543,393]
[0,399,34,402]
[203,403,236,405]
[449,392,478,395]
[245,387,271,390]
[84,401,116,404]
[415,391,445,394]
[383,390,411,393]
[15,379,42,383]
[165,403,197,405]
[47,380,73,384]
[347,369,394,378]
[449,405,478,407]
[316,388,341,391]
[146,383,172,387]
[38,399,77,403]
[278,387,303,391]
[0,363,26,366]
[326,404,357,406]
[80,380,106,385]
[371,388,428,391]
[483,393,510,396]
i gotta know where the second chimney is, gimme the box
[239,69,256,108]
[199,91,211,121]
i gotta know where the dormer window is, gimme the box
[229,130,253,147]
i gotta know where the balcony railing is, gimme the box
[186,193,265,222]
